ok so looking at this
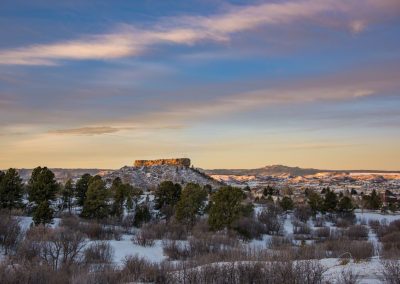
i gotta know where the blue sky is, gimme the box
[0,0,399,170]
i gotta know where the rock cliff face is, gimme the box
[134,158,191,168]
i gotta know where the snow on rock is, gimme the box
[105,165,222,190]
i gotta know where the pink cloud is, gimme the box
[0,0,398,65]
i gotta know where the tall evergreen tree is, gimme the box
[154,181,182,219]
[81,177,109,219]
[280,196,294,212]
[75,173,92,206]
[28,167,58,225]
[62,179,74,213]
[175,183,207,227]
[365,189,382,210]
[308,191,323,214]
[323,189,338,212]
[0,168,23,211]
[338,196,354,212]
[208,186,248,230]
[111,177,124,218]
[33,201,54,225]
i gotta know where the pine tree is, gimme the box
[110,178,129,218]
[308,191,323,214]
[323,189,338,212]
[28,167,58,225]
[33,201,54,225]
[75,173,92,206]
[208,186,248,230]
[133,205,151,227]
[368,189,382,210]
[81,178,109,219]
[280,196,294,212]
[175,183,207,227]
[338,196,354,212]
[0,168,23,211]
[154,181,181,220]
[62,179,74,213]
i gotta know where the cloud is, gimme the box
[48,124,185,136]
[0,0,398,65]
[281,143,361,150]
[48,126,121,135]
[349,20,367,34]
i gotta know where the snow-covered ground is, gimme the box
[107,235,166,265]
[355,210,400,223]
[9,209,400,282]
[320,257,383,283]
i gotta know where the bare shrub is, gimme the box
[375,220,400,258]
[132,229,155,247]
[368,219,382,234]
[59,214,80,229]
[334,213,356,228]
[188,231,238,258]
[162,240,189,260]
[294,260,325,284]
[172,260,324,284]
[294,245,325,260]
[83,222,122,241]
[346,225,369,240]
[0,260,71,284]
[234,217,265,240]
[294,205,312,223]
[0,215,21,255]
[140,219,187,241]
[293,220,311,236]
[122,255,171,283]
[339,268,361,284]
[121,214,135,232]
[17,226,87,270]
[381,260,400,284]
[347,241,374,260]
[359,217,367,226]
[71,267,122,284]
[313,227,330,240]
[166,218,188,240]
[329,228,344,240]
[381,232,400,258]
[61,216,122,241]
[268,236,293,249]
[324,239,374,260]
[313,216,325,228]
[258,204,284,235]
[84,241,114,266]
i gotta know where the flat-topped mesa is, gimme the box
[134,158,191,168]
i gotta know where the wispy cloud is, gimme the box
[0,0,398,65]
[48,126,120,135]
[48,124,184,136]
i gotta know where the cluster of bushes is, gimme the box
[372,219,400,258]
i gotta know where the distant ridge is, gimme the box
[205,164,400,177]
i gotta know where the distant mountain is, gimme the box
[104,165,222,190]
[205,165,400,177]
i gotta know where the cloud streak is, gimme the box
[0,0,398,65]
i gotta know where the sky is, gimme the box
[0,0,399,170]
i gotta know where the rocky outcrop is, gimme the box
[105,164,222,190]
[134,158,191,168]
